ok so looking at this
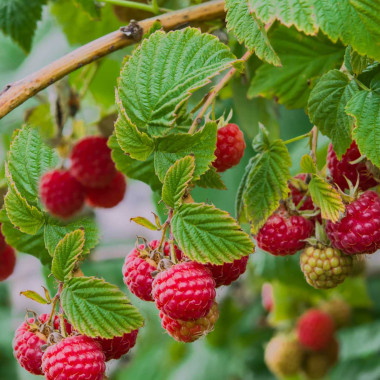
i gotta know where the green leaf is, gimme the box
[7,126,58,206]
[0,0,46,52]
[61,276,144,338]
[52,230,85,282]
[0,209,51,265]
[4,175,45,235]
[236,158,254,222]
[249,26,345,109]
[346,46,374,76]
[26,104,57,139]
[20,290,49,305]
[162,156,195,209]
[154,122,217,182]
[308,175,345,222]
[346,90,380,167]
[115,111,155,161]
[300,155,317,174]
[225,0,280,66]
[240,135,292,234]
[171,202,254,264]
[44,218,98,257]
[117,28,236,136]
[108,133,162,191]
[195,166,226,190]
[130,217,158,231]
[308,70,359,158]
[73,0,100,18]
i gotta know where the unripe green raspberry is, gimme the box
[264,335,304,377]
[300,246,353,289]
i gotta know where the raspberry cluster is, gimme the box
[0,223,16,281]
[122,238,251,342]
[40,136,126,219]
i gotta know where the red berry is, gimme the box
[297,309,335,351]
[261,283,274,312]
[212,123,246,172]
[152,261,216,321]
[86,172,126,208]
[13,314,66,375]
[0,245,16,281]
[42,335,105,380]
[40,170,85,218]
[94,329,138,361]
[327,141,377,191]
[70,136,116,188]
[160,302,219,342]
[326,190,380,254]
[204,255,249,287]
[256,209,314,256]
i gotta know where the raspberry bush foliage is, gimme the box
[1,0,380,379]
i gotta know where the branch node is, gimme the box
[120,20,144,41]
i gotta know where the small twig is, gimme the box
[310,126,318,164]
[78,62,100,98]
[102,0,160,14]
[188,50,253,134]
[283,132,311,145]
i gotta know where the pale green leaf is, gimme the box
[346,46,374,75]
[195,166,226,190]
[4,174,45,235]
[44,217,98,256]
[74,0,100,18]
[241,138,292,233]
[300,155,317,174]
[308,70,359,157]
[154,122,217,182]
[20,290,48,305]
[115,110,154,161]
[0,0,46,52]
[308,175,345,222]
[249,26,344,109]
[26,104,57,139]
[7,125,59,206]
[117,28,236,136]
[171,202,254,264]
[61,277,144,338]
[52,230,85,282]
[225,0,280,66]
[108,133,162,191]
[130,217,158,231]
[162,156,195,209]
[347,90,380,167]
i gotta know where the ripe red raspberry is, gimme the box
[204,255,249,287]
[94,329,138,361]
[212,123,246,172]
[86,172,126,208]
[326,190,380,254]
[327,141,377,191]
[256,209,314,256]
[70,136,116,188]
[160,302,219,343]
[0,245,16,281]
[40,170,85,218]
[152,261,216,321]
[297,309,335,351]
[42,335,105,380]
[262,283,274,312]
[13,313,66,375]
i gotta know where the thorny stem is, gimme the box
[188,50,253,134]
[283,132,311,145]
[310,126,318,164]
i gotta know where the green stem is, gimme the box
[151,0,159,14]
[283,132,311,145]
[354,77,370,91]
[102,0,157,14]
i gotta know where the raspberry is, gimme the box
[70,136,116,188]
[160,302,219,343]
[94,329,138,361]
[256,209,314,256]
[297,309,335,351]
[320,299,351,329]
[0,245,16,281]
[152,261,216,321]
[86,172,126,208]
[327,141,377,191]
[13,313,67,375]
[264,335,304,377]
[212,123,246,172]
[42,335,105,380]
[40,170,85,218]
[204,255,249,287]
[262,283,274,312]
[300,245,353,289]
[326,190,380,254]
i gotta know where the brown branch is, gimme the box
[0,0,225,120]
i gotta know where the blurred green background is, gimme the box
[1,2,380,380]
